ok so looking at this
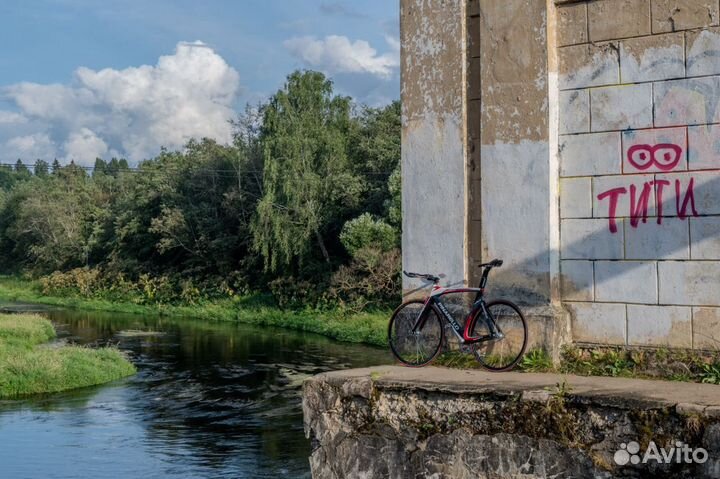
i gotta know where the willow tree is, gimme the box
[253,71,362,272]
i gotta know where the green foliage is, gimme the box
[253,70,363,271]
[518,348,554,372]
[340,213,397,256]
[0,277,391,347]
[700,362,720,384]
[0,69,402,317]
[329,246,401,310]
[0,313,135,398]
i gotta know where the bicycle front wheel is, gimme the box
[471,300,528,371]
[388,300,444,367]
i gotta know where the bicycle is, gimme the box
[388,259,528,371]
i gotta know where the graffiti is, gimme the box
[597,142,699,233]
[627,144,682,171]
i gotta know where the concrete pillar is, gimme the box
[400,0,468,293]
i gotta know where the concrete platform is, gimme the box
[313,365,720,414]
[303,366,720,478]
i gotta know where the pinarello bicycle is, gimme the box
[388,259,528,371]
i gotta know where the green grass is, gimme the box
[0,276,390,347]
[0,313,136,398]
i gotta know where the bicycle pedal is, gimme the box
[459,344,475,354]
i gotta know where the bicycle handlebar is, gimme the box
[479,259,503,268]
[403,270,440,283]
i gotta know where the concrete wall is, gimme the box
[557,0,720,350]
[401,0,720,351]
[401,0,467,292]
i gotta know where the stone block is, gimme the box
[567,301,627,345]
[558,43,619,89]
[690,216,720,259]
[620,32,685,82]
[625,216,690,259]
[687,26,720,76]
[588,0,651,41]
[559,132,621,177]
[591,84,653,131]
[557,2,588,46]
[559,89,590,134]
[592,174,656,218]
[561,218,625,259]
[658,261,720,305]
[689,124,720,170]
[654,77,720,127]
[561,260,594,301]
[595,260,658,304]
[692,307,720,349]
[561,177,592,218]
[627,304,692,347]
[652,0,720,33]
[621,127,688,174]
[654,171,720,216]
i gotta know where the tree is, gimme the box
[51,159,61,174]
[93,158,108,176]
[347,101,401,219]
[14,160,31,181]
[252,70,363,272]
[34,160,49,178]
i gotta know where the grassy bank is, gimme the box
[0,277,389,347]
[0,313,136,398]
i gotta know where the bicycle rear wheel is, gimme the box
[388,300,444,367]
[471,300,527,371]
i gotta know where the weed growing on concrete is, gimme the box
[518,348,553,372]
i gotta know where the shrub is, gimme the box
[40,268,104,297]
[268,277,325,310]
[339,213,397,256]
[329,246,401,310]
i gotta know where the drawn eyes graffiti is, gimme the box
[597,142,699,234]
[626,144,682,172]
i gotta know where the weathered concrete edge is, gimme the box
[305,365,720,417]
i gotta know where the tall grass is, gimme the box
[0,276,390,347]
[0,313,136,398]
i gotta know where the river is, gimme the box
[0,305,391,478]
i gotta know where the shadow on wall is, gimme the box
[408,172,720,307]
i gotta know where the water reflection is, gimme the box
[0,306,390,478]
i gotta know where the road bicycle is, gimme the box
[388,259,528,371]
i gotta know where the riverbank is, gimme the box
[0,277,389,347]
[0,313,135,398]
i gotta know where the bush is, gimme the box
[339,213,397,256]
[329,246,401,310]
[40,268,104,297]
[268,277,325,310]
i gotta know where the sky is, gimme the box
[0,0,400,165]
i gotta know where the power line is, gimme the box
[0,162,396,178]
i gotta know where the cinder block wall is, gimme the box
[557,0,720,349]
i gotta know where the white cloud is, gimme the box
[2,41,241,165]
[5,133,56,160]
[284,35,399,78]
[0,111,27,124]
[64,128,110,162]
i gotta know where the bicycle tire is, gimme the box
[471,299,528,372]
[388,299,444,367]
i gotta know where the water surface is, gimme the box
[0,305,390,478]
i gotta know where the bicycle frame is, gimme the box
[412,285,501,344]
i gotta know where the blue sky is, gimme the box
[0,0,399,164]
